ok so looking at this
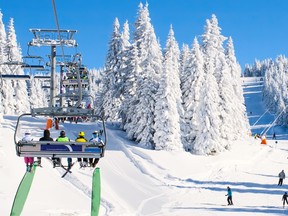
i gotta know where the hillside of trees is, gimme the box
[0,3,250,155]
[95,3,250,154]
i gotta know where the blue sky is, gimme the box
[1,0,288,70]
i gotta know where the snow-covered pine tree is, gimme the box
[120,43,140,130]
[115,20,131,125]
[14,80,30,114]
[0,11,7,64]
[194,16,223,154]
[88,68,103,103]
[263,62,275,111]
[225,37,250,138]
[7,18,30,114]
[272,56,288,125]
[206,14,238,144]
[182,37,205,151]
[153,25,183,151]
[124,2,163,148]
[6,18,22,74]
[179,43,190,91]
[2,79,16,114]
[29,77,40,108]
[0,11,11,115]
[98,18,123,121]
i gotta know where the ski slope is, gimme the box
[2,77,288,215]
[244,77,288,140]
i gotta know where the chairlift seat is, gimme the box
[16,140,105,158]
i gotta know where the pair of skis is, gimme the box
[10,163,101,216]
[48,157,101,216]
[46,158,74,178]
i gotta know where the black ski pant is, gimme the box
[227,196,233,205]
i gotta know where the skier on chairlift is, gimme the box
[56,130,72,168]
[22,130,34,172]
[38,129,53,166]
[89,130,104,167]
[76,131,88,168]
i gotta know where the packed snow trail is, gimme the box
[10,165,37,216]
[5,77,288,216]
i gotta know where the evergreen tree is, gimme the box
[6,18,22,74]
[179,43,190,90]
[124,2,163,148]
[7,18,30,113]
[225,37,250,137]
[121,43,140,129]
[98,18,123,121]
[0,11,7,64]
[14,80,30,114]
[2,79,16,114]
[153,25,183,151]
[194,15,223,154]
[182,37,205,151]
[30,77,40,108]
[116,20,131,123]
[0,11,10,116]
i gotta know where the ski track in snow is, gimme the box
[108,127,180,187]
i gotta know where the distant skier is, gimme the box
[283,192,288,208]
[273,132,276,140]
[225,186,233,205]
[22,131,34,172]
[278,170,285,186]
[38,129,53,166]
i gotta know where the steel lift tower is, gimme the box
[28,29,78,107]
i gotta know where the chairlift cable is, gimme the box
[260,109,285,136]
[252,109,269,127]
[51,0,66,64]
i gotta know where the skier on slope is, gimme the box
[278,170,285,186]
[22,131,34,172]
[225,186,233,205]
[283,192,288,208]
[38,129,53,166]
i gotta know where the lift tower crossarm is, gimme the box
[28,29,78,47]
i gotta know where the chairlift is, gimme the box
[14,106,107,160]
[22,56,45,70]
[63,63,89,88]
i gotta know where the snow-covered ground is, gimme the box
[2,77,288,216]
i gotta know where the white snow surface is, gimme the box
[2,77,288,215]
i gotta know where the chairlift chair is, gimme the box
[14,106,107,160]
[22,56,46,70]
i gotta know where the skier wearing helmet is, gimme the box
[89,130,104,167]
[56,130,72,168]
[22,130,34,172]
[76,131,88,167]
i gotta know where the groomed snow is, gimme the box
[1,77,288,215]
